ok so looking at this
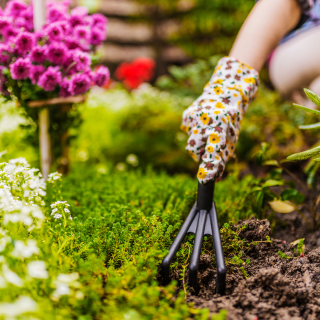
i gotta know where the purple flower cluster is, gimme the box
[0,0,110,98]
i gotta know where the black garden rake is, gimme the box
[161,180,226,295]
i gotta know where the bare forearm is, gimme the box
[230,0,301,71]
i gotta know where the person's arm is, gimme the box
[230,0,302,71]
[182,0,307,184]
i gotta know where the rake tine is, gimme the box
[188,209,207,293]
[209,202,226,295]
[161,203,197,285]
[161,180,226,296]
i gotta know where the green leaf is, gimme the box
[287,145,320,161]
[252,191,264,213]
[304,88,320,107]
[292,103,320,116]
[281,189,305,204]
[261,179,283,188]
[262,160,279,166]
[269,200,296,213]
[248,186,262,193]
[299,122,320,130]
[281,189,298,200]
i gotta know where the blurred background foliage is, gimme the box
[1,55,319,179]
[1,0,319,182]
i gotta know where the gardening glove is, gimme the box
[181,57,259,184]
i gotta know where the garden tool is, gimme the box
[161,180,226,295]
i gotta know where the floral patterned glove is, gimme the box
[181,57,259,184]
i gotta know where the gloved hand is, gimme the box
[181,57,259,184]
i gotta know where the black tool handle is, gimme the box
[197,180,214,211]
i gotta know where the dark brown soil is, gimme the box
[162,217,320,320]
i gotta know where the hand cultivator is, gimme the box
[161,180,226,295]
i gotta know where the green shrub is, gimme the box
[71,85,197,175]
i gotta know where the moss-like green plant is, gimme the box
[278,251,293,259]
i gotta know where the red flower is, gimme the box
[115,57,155,90]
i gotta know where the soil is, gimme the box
[160,217,320,320]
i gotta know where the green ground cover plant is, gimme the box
[0,154,267,319]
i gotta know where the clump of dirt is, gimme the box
[161,217,320,320]
[235,216,271,241]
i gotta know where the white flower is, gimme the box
[75,291,84,300]
[68,215,72,220]
[2,265,23,287]
[54,201,67,205]
[3,213,33,226]
[11,240,39,259]
[8,158,29,166]
[53,213,62,219]
[51,208,58,216]
[126,154,139,167]
[56,273,79,283]
[0,296,37,318]
[64,208,70,213]
[47,172,62,183]
[51,273,81,301]
[27,261,48,279]
[56,283,70,296]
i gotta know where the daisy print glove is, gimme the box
[181,57,259,184]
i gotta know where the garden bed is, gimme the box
[163,218,320,320]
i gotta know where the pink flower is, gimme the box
[63,50,77,75]
[47,4,68,23]
[20,6,33,31]
[91,13,107,30]
[30,65,45,85]
[46,22,64,41]
[2,25,18,40]
[70,6,88,17]
[0,16,11,30]
[59,77,72,97]
[74,49,91,72]
[15,32,34,53]
[69,14,83,28]
[94,66,110,87]
[10,57,31,80]
[55,21,70,36]
[35,30,46,44]
[65,36,81,50]
[38,66,62,91]
[30,46,47,63]
[0,44,10,64]
[90,28,105,46]
[74,25,90,41]
[4,0,27,17]
[71,73,91,95]
[47,42,67,65]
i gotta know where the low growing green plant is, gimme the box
[278,238,305,259]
